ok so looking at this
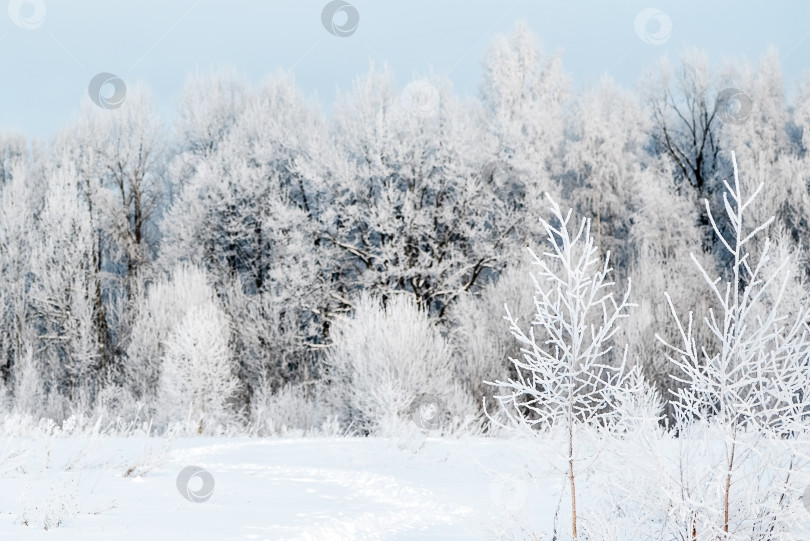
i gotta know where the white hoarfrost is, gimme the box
[326,293,474,435]
[158,297,240,433]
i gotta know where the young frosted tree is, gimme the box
[158,292,240,434]
[326,293,471,435]
[659,153,810,539]
[126,264,216,404]
[486,196,634,540]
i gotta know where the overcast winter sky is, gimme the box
[1,0,808,139]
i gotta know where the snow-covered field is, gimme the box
[0,436,560,540]
[2,431,810,540]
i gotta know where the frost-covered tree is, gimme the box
[55,86,163,287]
[325,66,510,314]
[643,49,724,198]
[625,159,718,419]
[130,266,239,433]
[126,264,216,404]
[158,296,240,434]
[160,73,333,395]
[28,161,99,404]
[174,67,247,158]
[563,75,650,278]
[659,153,810,538]
[718,50,810,251]
[11,346,41,415]
[3,24,810,451]
[0,133,27,184]
[448,264,536,414]
[479,22,568,235]
[0,160,37,385]
[326,293,471,435]
[792,69,810,155]
[486,196,634,540]
[93,86,164,287]
[49,86,164,378]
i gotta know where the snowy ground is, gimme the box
[3,433,809,540]
[0,435,560,540]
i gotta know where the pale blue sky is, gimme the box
[1,0,809,139]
